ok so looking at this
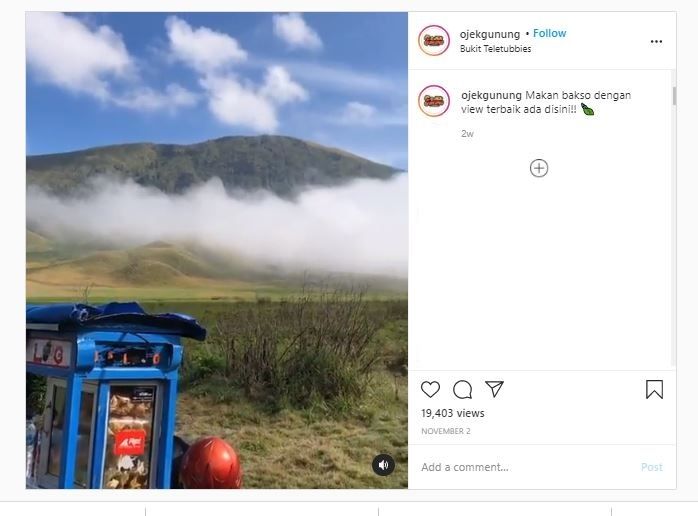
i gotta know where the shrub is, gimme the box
[181,349,226,385]
[198,285,384,410]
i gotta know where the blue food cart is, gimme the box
[26,302,206,489]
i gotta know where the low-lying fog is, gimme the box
[27,174,407,278]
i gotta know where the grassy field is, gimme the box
[27,286,406,303]
[176,320,407,488]
[169,300,408,489]
[27,284,303,303]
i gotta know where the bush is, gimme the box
[192,285,385,410]
[181,349,226,385]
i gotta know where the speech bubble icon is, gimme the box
[453,380,473,399]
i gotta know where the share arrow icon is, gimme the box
[485,381,504,399]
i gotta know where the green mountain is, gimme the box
[26,135,398,197]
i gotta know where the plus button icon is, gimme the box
[530,159,549,177]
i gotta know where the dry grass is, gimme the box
[175,369,407,489]
[174,306,408,489]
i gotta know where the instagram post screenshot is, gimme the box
[24,11,407,490]
[2,2,698,516]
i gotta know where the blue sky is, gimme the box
[26,12,407,168]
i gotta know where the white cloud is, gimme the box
[26,13,198,115]
[201,65,307,132]
[112,84,199,112]
[272,13,322,51]
[26,12,132,100]
[163,17,307,131]
[165,16,247,74]
[279,60,403,97]
[339,101,377,124]
[200,75,278,132]
[260,66,308,105]
[333,101,406,127]
[26,14,313,125]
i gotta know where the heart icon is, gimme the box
[421,380,440,398]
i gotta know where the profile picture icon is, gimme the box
[418,25,450,56]
[418,84,450,117]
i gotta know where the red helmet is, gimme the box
[179,437,242,489]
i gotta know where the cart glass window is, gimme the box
[43,382,95,487]
[103,386,156,489]
[74,390,95,487]
[46,384,65,477]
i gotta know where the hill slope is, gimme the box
[26,233,407,301]
[26,135,398,197]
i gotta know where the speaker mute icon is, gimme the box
[372,454,395,476]
[485,381,504,399]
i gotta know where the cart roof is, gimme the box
[26,302,206,340]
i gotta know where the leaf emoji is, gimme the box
[581,103,594,116]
